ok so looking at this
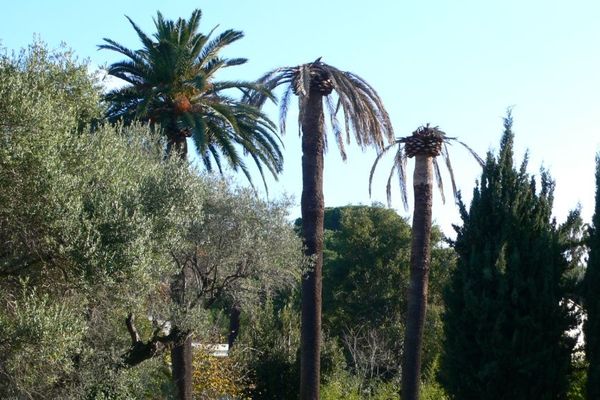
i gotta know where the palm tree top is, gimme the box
[244,59,394,160]
[99,9,283,193]
[369,124,484,210]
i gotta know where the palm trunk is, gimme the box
[300,92,325,400]
[171,329,193,400]
[401,154,433,400]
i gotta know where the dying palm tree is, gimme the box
[101,10,284,400]
[369,125,483,400]
[245,59,394,399]
[100,9,283,191]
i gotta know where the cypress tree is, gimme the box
[441,113,575,399]
[584,155,600,399]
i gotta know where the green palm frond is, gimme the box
[243,68,294,109]
[190,26,216,60]
[100,9,282,187]
[210,80,267,96]
[98,39,145,65]
[126,16,155,50]
[199,30,244,67]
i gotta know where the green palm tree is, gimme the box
[100,9,283,191]
[369,125,482,400]
[100,10,284,400]
[245,59,394,399]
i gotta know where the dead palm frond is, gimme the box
[369,125,484,210]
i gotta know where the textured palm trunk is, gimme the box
[171,329,193,400]
[300,92,325,400]
[401,154,433,400]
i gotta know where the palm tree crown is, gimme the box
[370,124,484,209]
[100,9,283,190]
[244,60,394,157]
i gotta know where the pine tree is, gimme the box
[441,113,575,399]
[584,155,600,399]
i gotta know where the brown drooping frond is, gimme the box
[441,143,458,202]
[369,141,409,209]
[396,148,409,209]
[325,95,345,159]
[325,64,393,152]
[386,162,397,208]
[452,138,485,167]
[433,158,446,204]
[382,147,410,209]
[278,83,294,135]
[370,125,482,210]
[244,68,296,110]
[243,60,394,159]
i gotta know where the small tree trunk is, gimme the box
[300,92,325,400]
[228,302,241,349]
[171,329,193,400]
[166,131,188,160]
[401,154,433,400]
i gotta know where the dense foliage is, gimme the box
[584,155,600,399]
[0,40,302,399]
[321,206,454,384]
[0,41,197,398]
[441,115,577,399]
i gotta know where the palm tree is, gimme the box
[100,9,283,191]
[369,125,483,400]
[100,10,284,400]
[245,59,394,399]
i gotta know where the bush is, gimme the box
[193,349,249,399]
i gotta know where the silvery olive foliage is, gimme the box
[0,41,302,399]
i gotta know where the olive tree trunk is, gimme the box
[401,154,433,400]
[166,134,188,160]
[299,92,325,400]
[228,302,241,349]
[171,329,193,400]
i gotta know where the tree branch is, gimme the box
[121,314,175,368]
[126,313,141,344]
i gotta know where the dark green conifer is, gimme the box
[441,113,575,399]
[584,155,600,399]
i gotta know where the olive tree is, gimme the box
[0,41,302,399]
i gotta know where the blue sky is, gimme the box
[3,0,600,235]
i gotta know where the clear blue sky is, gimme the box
[3,0,600,235]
